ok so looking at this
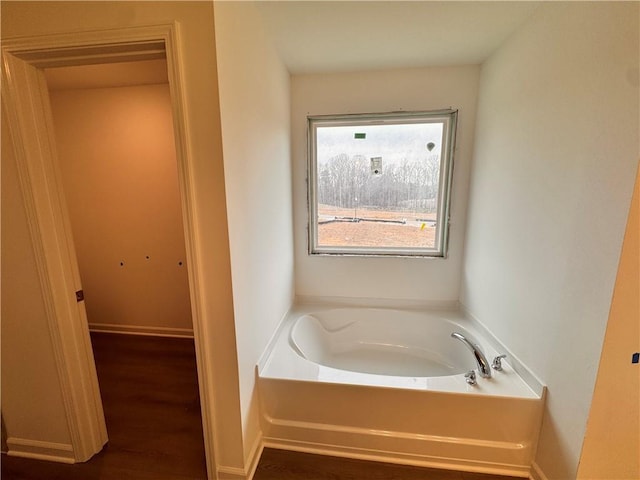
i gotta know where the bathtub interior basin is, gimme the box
[290,309,473,377]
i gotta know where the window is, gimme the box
[308,110,457,257]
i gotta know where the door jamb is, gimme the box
[1,23,219,477]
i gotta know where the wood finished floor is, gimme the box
[254,448,521,480]
[2,333,520,480]
[2,332,207,480]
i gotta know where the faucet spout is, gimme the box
[451,332,492,378]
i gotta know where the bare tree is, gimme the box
[318,153,441,213]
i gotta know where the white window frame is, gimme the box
[307,110,457,258]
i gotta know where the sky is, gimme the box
[316,121,444,167]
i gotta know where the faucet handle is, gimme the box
[492,354,507,371]
[464,370,477,385]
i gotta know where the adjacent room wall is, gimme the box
[577,166,640,479]
[48,83,193,336]
[1,1,245,474]
[214,0,294,467]
[461,3,639,479]
[291,66,480,303]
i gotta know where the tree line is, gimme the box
[317,153,441,212]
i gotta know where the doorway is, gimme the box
[42,59,206,476]
[1,24,217,478]
[44,60,194,339]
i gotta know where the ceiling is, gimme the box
[255,1,541,74]
[43,2,541,89]
[45,59,168,91]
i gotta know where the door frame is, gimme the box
[1,23,218,476]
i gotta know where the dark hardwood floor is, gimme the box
[254,448,521,480]
[2,332,207,480]
[2,333,521,480]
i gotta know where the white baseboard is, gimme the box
[217,466,247,480]
[89,323,194,338]
[530,461,549,480]
[245,434,264,480]
[6,437,75,463]
[263,438,531,478]
[216,435,264,480]
[262,422,531,479]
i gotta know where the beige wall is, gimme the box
[292,66,480,303]
[214,1,294,463]
[1,1,245,474]
[577,166,640,479]
[461,2,639,479]
[48,83,193,334]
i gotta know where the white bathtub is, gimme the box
[258,304,545,477]
[292,308,490,378]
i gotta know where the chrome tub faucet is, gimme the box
[451,332,492,378]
